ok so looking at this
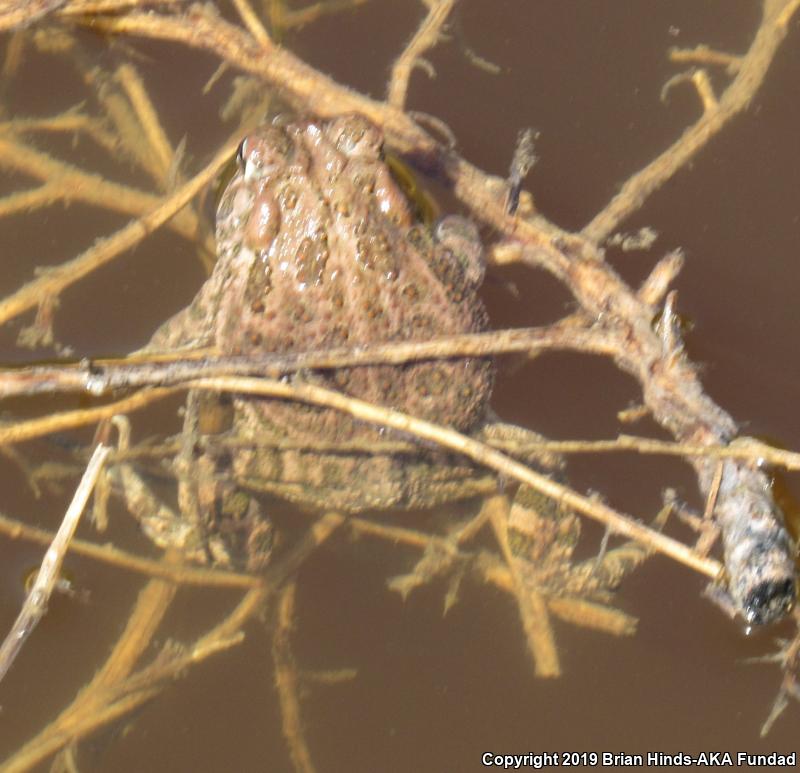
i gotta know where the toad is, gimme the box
[127,114,529,570]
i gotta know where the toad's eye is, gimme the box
[236,138,248,168]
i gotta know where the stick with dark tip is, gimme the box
[506,128,538,216]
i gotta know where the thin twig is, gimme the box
[2,577,177,772]
[0,510,259,589]
[0,443,110,685]
[0,135,237,328]
[0,387,175,445]
[116,63,175,182]
[583,0,800,241]
[0,182,63,217]
[0,0,66,31]
[0,135,207,246]
[58,0,183,13]
[669,44,743,73]
[231,0,273,48]
[273,582,317,773]
[0,325,611,398]
[387,0,456,109]
[185,375,723,581]
[486,493,560,677]
[3,512,345,770]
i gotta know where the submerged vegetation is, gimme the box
[0,0,799,767]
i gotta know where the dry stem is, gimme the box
[231,0,273,48]
[0,325,612,397]
[273,582,317,773]
[583,0,800,241]
[0,0,798,749]
[0,135,237,328]
[0,443,110,684]
[0,387,176,445]
[0,0,66,31]
[186,375,723,581]
[387,0,456,109]
[115,63,176,183]
[486,493,560,677]
[0,510,259,589]
[0,136,208,249]
[2,577,177,773]
[3,511,345,770]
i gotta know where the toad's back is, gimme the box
[148,114,495,510]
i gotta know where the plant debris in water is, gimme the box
[0,0,799,767]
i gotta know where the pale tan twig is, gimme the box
[669,44,743,73]
[1,26,25,80]
[0,387,175,445]
[0,182,63,217]
[0,510,259,589]
[387,0,456,109]
[2,577,177,773]
[0,135,209,247]
[0,0,66,31]
[701,461,723,521]
[0,109,118,154]
[88,65,170,185]
[273,582,317,773]
[0,325,612,398]
[583,0,800,242]
[0,134,237,329]
[776,0,800,25]
[231,0,273,48]
[347,516,447,550]
[503,434,800,472]
[58,0,183,13]
[266,0,370,35]
[637,250,684,305]
[687,70,718,112]
[661,68,718,113]
[185,375,723,581]
[3,512,345,770]
[0,443,110,685]
[486,493,560,677]
[546,597,636,636]
[116,63,175,182]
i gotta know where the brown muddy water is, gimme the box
[1,1,800,770]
